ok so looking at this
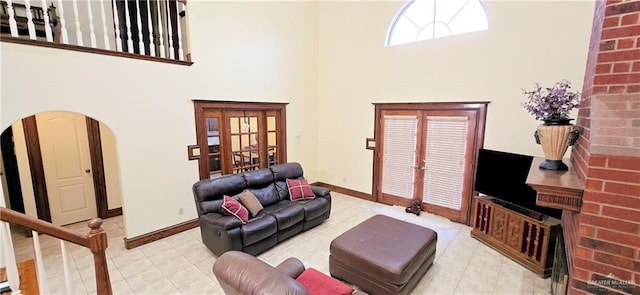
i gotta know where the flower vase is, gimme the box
[534,119,580,171]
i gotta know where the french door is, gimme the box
[373,103,488,224]
[194,101,287,180]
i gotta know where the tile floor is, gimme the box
[10,193,551,294]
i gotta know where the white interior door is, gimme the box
[37,113,97,226]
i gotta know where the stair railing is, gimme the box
[0,207,112,295]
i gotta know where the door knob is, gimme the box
[85,169,91,173]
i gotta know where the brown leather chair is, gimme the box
[213,251,366,295]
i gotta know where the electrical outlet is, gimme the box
[178,207,184,215]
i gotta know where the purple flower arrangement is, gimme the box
[521,80,581,121]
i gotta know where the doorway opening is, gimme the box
[0,111,123,226]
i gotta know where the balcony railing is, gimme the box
[1,0,191,65]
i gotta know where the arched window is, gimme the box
[385,0,488,47]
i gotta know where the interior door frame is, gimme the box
[372,102,489,225]
[193,100,288,180]
[21,115,120,222]
[1,127,26,214]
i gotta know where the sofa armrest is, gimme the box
[201,213,243,230]
[213,251,309,295]
[275,257,306,279]
[310,185,331,198]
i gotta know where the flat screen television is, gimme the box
[474,149,562,220]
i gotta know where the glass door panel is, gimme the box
[206,117,222,178]
[267,113,278,166]
[227,111,262,173]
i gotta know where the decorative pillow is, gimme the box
[286,178,315,201]
[296,268,353,295]
[220,196,249,224]
[237,190,264,217]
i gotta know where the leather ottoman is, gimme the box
[329,215,437,295]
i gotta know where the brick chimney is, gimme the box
[568,0,640,294]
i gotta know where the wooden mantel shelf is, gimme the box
[526,157,584,212]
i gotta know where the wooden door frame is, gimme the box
[1,127,26,214]
[22,115,120,222]
[372,102,489,225]
[193,100,288,180]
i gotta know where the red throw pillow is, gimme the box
[220,195,249,224]
[296,268,353,295]
[286,178,315,201]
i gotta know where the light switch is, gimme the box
[193,148,200,156]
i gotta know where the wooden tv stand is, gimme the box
[470,195,560,277]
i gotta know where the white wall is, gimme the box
[1,1,319,238]
[1,0,594,238]
[316,0,595,194]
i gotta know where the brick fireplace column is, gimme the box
[568,0,640,294]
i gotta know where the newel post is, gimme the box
[87,218,113,295]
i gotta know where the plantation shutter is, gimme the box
[422,116,469,210]
[381,115,418,199]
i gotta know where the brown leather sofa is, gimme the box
[213,251,367,295]
[192,163,331,256]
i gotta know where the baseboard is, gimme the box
[124,218,199,249]
[311,182,374,202]
[104,207,123,219]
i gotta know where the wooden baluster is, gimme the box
[0,221,20,294]
[99,0,110,49]
[175,0,183,61]
[134,0,145,54]
[165,0,174,59]
[41,0,53,41]
[86,0,97,48]
[156,0,166,58]
[146,0,155,56]
[56,0,69,43]
[87,218,112,295]
[124,0,135,53]
[60,240,76,294]
[111,0,123,51]
[5,0,20,37]
[32,231,50,294]
[71,0,83,45]
[24,0,38,39]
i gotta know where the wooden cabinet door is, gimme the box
[490,206,508,243]
[506,213,525,251]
